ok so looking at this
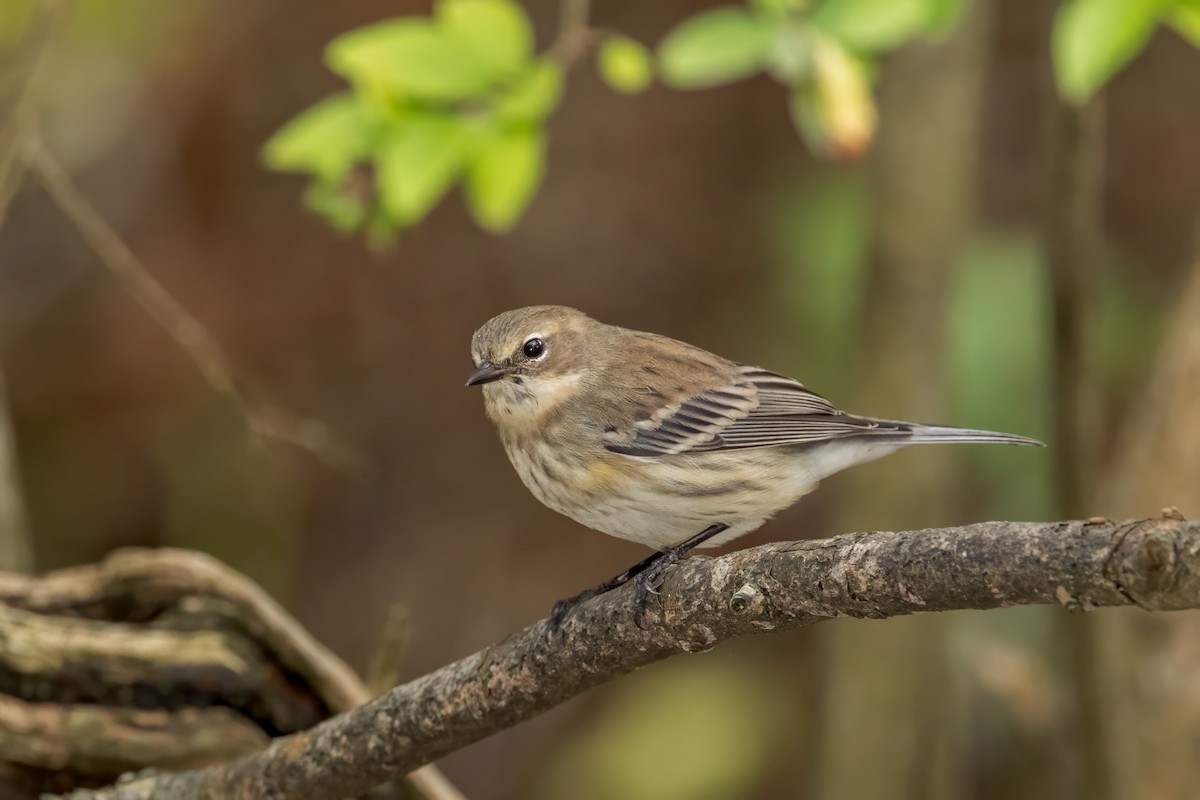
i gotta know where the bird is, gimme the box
[465,305,1042,630]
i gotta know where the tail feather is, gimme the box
[903,423,1044,447]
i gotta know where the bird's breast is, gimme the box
[500,434,631,516]
[496,434,820,550]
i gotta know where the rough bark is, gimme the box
[43,515,1200,800]
[0,549,460,800]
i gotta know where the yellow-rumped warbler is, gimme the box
[466,305,1042,628]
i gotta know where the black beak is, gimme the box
[465,362,508,387]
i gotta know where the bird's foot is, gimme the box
[546,523,731,635]
[632,523,730,628]
[632,548,682,628]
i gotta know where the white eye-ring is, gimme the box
[522,336,546,359]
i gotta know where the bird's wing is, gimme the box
[603,366,911,457]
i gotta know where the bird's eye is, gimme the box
[522,337,545,359]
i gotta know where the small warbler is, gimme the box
[466,305,1042,629]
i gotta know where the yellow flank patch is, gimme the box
[580,459,630,492]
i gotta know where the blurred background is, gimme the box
[1,1,1198,798]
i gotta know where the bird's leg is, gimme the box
[547,523,730,634]
[633,524,730,611]
[548,550,664,632]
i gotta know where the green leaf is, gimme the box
[303,179,369,233]
[364,211,401,251]
[597,36,654,94]
[465,125,545,232]
[262,93,374,180]
[764,18,812,84]
[811,0,931,52]
[326,18,491,102]
[925,0,968,34]
[1053,0,1165,104]
[658,7,771,89]
[788,83,827,154]
[0,1,34,48]
[1167,0,1200,47]
[494,59,564,122]
[439,0,533,78]
[376,113,469,223]
[751,0,804,18]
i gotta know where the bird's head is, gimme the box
[467,305,596,423]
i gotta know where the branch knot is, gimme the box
[1104,518,1199,610]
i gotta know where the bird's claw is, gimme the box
[633,557,675,627]
[548,531,718,634]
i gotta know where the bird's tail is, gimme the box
[903,423,1044,447]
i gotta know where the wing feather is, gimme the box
[604,366,911,457]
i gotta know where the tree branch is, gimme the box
[0,549,463,800]
[54,514,1200,800]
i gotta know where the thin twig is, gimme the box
[48,514,1200,800]
[20,138,365,474]
[0,0,71,223]
[365,605,468,800]
[0,0,74,575]
[367,603,415,695]
[24,139,240,397]
[546,0,595,67]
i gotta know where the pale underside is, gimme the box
[491,364,919,551]
[485,348,1035,552]
[505,438,907,550]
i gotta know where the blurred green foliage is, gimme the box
[1172,0,1200,45]
[264,0,559,242]
[1053,0,1200,103]
[155,405,303,600]
[658,6,775,89]
[596,36,653,94]
[761,164,869,399]
[261,0,1192,239]
[948,233,1053,519]
[763,169,1165,523]
[0,1,33,46]
[809,0,964,50]
[263,0,969,243]
[538,657,784,800]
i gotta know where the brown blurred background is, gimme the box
[1,1,1198,798]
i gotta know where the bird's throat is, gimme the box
[484,372,584,431]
